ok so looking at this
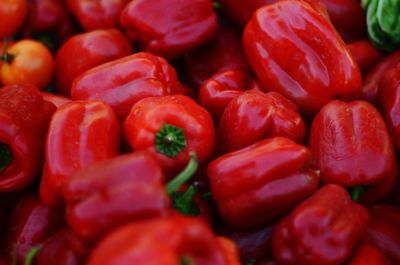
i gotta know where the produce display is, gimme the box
[1,0,400,264]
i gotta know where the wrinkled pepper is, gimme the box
[87,217,232,265]
[56,29,133,96]
[123,95,215,176]
[0,84,56,191]
[362,0,400,51]
[364,204,400,264]
[208,137,319,229]
[310,100,396,198]
[66,0,130,31]
[40,100,120,206]
[243,0,361,115]
[120,0,218,59]
[62,152,169,243]
[217,90,305,153]
[71,52,188,120]
[198,69,262,121]
[1,194,63,264]
[272,184,370,265]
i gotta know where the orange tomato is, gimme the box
[0,0,28,38]
[1,40,55,89]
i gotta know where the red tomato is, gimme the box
[0,0,28,38]
[1,40,54,89]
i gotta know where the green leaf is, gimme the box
[171,185,200,216]
[0,143,12,171]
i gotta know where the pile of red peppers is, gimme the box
[1,0,400,264]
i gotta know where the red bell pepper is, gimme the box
[379,63,400,151]
[66,0,130,31]
[217,237,241,265]
[87,217,229,265]
[198,69,262,121]
[71,52,187,120]
[208,137,319,229]
[219,224,274,263]
[217,90,305,153]
[22,0,76,43]
[55,29,132,96]
[320,0,367,42]
[347,40,384,73]
[0,84,56,191]
[37,228,89,265]
[1,194,63,264]
[310,100,396,194]
[62,152,169,243]
[184,25,250,88]
[243,0,361,115]
[272,184,370,265]
[120,0,218,59]
[41,92,71,109]
[361,51,400,105]
[0,0,28,38]
[40,100,120,207]
[347,242,392,265]
[123,95,215,176]
[364,204,400,264]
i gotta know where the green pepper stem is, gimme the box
[23,246,41,265]
[166,152,198,194]
[213,1,222,9]
[350,186,365,202]
[0,143,12,171]
[155,123,187,158]
[0,52,14,64]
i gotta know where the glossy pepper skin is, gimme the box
[40,100,120,207]
[365,205,400,264]
[71,52,184,120]
[41,92,71,109]
[120,0,218,60]
[37,228,89,265]
[272,184,370,265]
[310,100,396,190]
[217,237,241,265]
[361,51,400,105]
[208,137,319,229]
[123,95,215,176]
[347,40,383,73]
[66,0,130,31]
[0,84,56,191]
[63,152,170,243]
[56,29,132,96]
[217,90,305,153]
[87,217,229,265]
[379,64,400,151]
[243,0,361,115]
[1,194,63,264]
[198,69,262,121]
[347,242,392,265]
[184,25,250,88]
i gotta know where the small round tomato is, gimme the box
[0,0,28,38]
[0,40,54,89]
